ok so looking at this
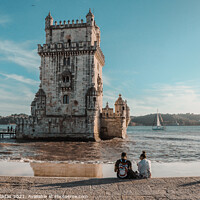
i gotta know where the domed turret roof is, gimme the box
[105,102,109,109]
[86,8,94,17]
[45,11,53,20]
[115,94,125,105]
[36,88,46,97]
[31,100,36,106]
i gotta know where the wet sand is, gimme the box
[0,176,199,199]
[1,160,200,178]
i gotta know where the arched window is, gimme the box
[68,39,71,46]
[63,58,66,65]
[63,95,69,104]
[67,57,70,65]
[63,76,70,83]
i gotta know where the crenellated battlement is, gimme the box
[51,19,88,29]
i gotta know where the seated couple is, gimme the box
[114,151,151,179]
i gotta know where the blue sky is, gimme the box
[1,0,200,116]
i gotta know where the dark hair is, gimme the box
[121,152,127,158]
[140,151,146,159]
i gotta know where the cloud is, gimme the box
[103,82,200,116]
[0,73,39,86]
[0,102,30,116]
[0,40,40,71]
[0,83,36,116]
[0,15,11,25]
[102,74,111,86]
[127,82,200,116]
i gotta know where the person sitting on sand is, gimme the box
[114,152,132,179]
[137,151,151,178]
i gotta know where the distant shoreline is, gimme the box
[130,113,200,126]
[1,113,200,126]
[1,123,200,126]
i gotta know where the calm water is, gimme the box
[0,126,199,163]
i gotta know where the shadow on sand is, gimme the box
[180,180,200,187]
[35,178,131,188]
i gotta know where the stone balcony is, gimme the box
[38,41,105,64]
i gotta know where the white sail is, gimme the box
[160,114,164,123]
[157,113,161,126]
[152,110,165,130]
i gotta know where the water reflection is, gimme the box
[30,162,103,178]
[0,161,200,178]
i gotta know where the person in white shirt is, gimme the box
[137,151,152,178]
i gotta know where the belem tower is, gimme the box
[16,10,130,141]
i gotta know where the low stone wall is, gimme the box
[100,117,126,139]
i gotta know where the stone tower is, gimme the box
[16,10,130,141]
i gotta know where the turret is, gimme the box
[45,12,53,43]
[45,12,53,30]
[86,8,94,26]
[102,102,114,118]
[115,94,126,117]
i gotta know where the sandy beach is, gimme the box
[0,176,199,199]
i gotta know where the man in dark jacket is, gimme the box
[114,152,132,179]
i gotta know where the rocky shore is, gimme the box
[0,176,199,199]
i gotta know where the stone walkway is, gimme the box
[0,176,199,199]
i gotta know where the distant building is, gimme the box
[16,10,130,141]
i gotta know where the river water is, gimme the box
[0,126,199,177]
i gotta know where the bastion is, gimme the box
[16,10,130,141]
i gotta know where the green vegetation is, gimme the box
[0,114,28,125]
[129,113,200,126]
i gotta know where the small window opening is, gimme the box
[67,57,70,65]
[63,95,69,104]
[68,39,71,46]
[63,76,70,83]
[63,58,66,65]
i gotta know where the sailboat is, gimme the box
[152,110,165,130]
